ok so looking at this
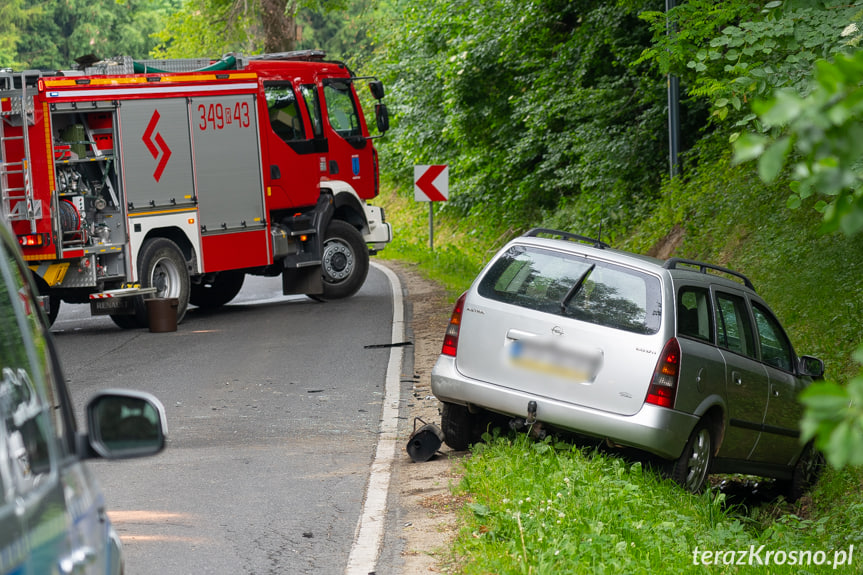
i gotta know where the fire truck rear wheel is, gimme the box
[110,311,143,329]
[138,237,191,324]
[190,271,245,309]
[319,220,368,300]
[31,273,60,326]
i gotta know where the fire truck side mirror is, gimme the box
[375,103,390,134]
[369,80,385,101]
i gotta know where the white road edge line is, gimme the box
[345,261,405,575]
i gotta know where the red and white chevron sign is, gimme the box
[414,165,449,202]
[143,110,172,183]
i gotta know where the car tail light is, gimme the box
[646,337,681,408]
[441,292,467,357]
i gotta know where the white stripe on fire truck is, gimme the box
[46,82,258,99]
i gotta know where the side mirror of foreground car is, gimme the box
[799,355,826,380]
[83,390,168,459]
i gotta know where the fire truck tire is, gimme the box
[31,274,60,326]
[319,220,368,300]
[138,237,191,323]
[190,271,245,309]
[110,311,143,330]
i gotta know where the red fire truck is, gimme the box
[0,51,392,327]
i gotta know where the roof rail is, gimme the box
[664,258,755,291]
[523,228,609,249]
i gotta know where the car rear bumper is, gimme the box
[431,355,696,460]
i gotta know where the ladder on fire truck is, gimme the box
[0,70,41,233]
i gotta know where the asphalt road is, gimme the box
[51,266,402,575]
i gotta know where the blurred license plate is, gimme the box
[508,338,603,382]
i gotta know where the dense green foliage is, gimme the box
[373,0,691,228]
[5,0,178,69]
[638,0,863,127]
[151,0,368,60]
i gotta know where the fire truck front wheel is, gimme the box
[139,237,191,323]
[190,271,245,309]
[319,220,369,300]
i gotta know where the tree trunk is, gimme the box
[259,0,296,53]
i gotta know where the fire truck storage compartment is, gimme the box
[51,106,124,254]
[190,94,265,234]
[120,98,196,211]
[119,96,265,228]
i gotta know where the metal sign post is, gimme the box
[414,165,449,250]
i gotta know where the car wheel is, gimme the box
[780,442,824,502]
[441,402,482,451]
[138,238,190,323]
[190,271,245,309]
[318,220,368,300]
[670,421,713,493]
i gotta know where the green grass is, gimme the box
[452,432,862,574]
[374,174,863,574]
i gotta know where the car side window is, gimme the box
[0,241,65,493]
[714,291,757,359]
[265,83,306,143]
[677,286,713,343]
[751,302,795,372]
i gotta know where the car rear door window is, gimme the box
[678,286,713,343]
[751,302,795,372]
[478,245,662,334]
[714,292,757,359]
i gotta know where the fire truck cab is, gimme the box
[0,51,392,328]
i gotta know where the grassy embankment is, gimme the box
[376,153,863,574]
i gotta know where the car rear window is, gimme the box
[478,245,662,334]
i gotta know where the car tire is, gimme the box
[318,220,368,300]
[670,420,713,493]
[190,271,245,309]
[441,402,482,451]
[779,442,824,502]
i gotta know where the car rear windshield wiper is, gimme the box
[560,263,595,313]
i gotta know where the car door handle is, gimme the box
[732,371,743,386]
[59,546,97,574]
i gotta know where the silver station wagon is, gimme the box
[431,229,825,497]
